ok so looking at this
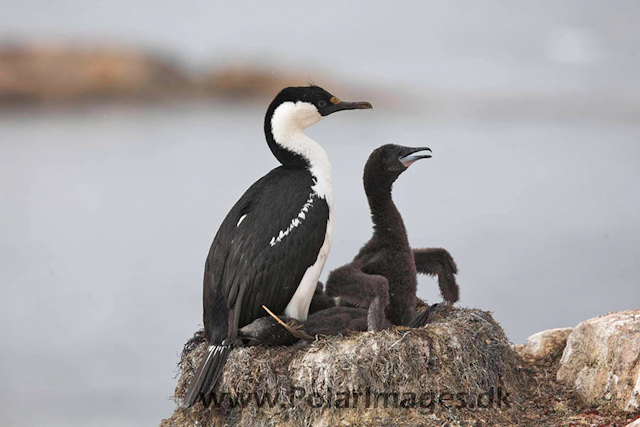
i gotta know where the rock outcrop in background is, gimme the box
[0,44,189,104]
[0,43,342,106]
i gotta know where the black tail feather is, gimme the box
[409,307,431,328]
[182,343,232,408]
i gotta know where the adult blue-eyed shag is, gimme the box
[182,86,372,408]
[237,144,460,345]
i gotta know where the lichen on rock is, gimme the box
[556,309,640,412]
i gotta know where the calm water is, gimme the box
[1,103,639,425]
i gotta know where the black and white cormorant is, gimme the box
[182,86,372,407]
[237,144,460,345]
[324,144,460,330]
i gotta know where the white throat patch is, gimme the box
[270,101,333,201]
[270,101,335,320]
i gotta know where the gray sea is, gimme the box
[1,103,639,425]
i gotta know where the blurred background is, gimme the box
[1,1,639,426]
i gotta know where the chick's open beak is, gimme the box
[399,147,432,167]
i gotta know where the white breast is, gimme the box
[270,101,333,202]
[284,208,333,321]
[271,100,334,320]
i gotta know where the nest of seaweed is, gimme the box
[162,305,529,426]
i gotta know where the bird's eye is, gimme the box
[317,100,327,108]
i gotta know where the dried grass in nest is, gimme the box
[162,305,527,427]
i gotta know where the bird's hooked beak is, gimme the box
[318,96,373,116]
[399,147,432,168]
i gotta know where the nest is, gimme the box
[161,305,532,426]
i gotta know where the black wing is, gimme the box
[413,248,459,303]
[203,166,329,343]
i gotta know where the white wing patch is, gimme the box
[236,214,247,227]
[269,193,315,247]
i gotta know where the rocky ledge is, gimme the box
[556,310,640,413]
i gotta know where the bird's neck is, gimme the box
[266,110,332,204]
[365,182,408,246]
[300,134,333,204]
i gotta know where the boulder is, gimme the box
[556,309,640,412]
[626,417,640,427]
[521,327,573,360]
